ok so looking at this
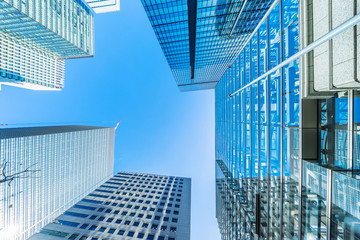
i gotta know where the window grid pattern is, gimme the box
[0,0,94,59]
[31,172,191,240]
[0,126,115,240]
[141,0,274,90]
[215,1,300,239]
[0,31,64,90]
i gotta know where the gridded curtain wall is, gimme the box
[0,126,114,240]
[215,0,360,239]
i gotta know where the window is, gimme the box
[130,212,136,216]
[108,228,115,234]
[80,224,88,229]
[142,223,149,228]
[89,225,97,230]
[151,224,158,230]
[89,215,97,220]
[161,225,167,231]
[124,220,131,225]
[166,210,171,213]
[146,215,152,219]
[173,210,179,215]
[157,209,163,213]
[99,227,106,232]
[154,216,161,220]
[158,236,165,240]
[81,199,102,204]
[107,218,114,222]
[163,217,169,222]
[175,204,180,208]
[138,213,144,218]
[172,218,178,223]
[121,211,128,216]
[150,208,155,212]
[133,222,140,226]
[147,234,155,240]
[115,219,122,224]
[69,234,79,240]
[58,220,79,227]
[170,227,177,232]
[142,207,147,210]
[127,204,133,208]
[118,230,125,235]
[114,210,120,214]
[169,238,175,240]
[98,216,105,221]
[105,209,111,213]
[64,212,88,218]
[97,208,105,212]
[137,233,145,239]
[74,205,96,211]
[134,205,140,209]
[127,231,135,237]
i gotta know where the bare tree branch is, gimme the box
[0,160,41,186]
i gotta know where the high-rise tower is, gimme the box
[0,125,115,240]
[143,0,360,238]
[30,171,191,240]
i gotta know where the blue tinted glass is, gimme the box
[283,60,300,126]
[244,44,251,85]
[268,4,280,69]
[251,32,258,81]
[259,20,268,76]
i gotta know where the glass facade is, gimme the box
[0,31,64,90]
[215,0,360,239]
[0,0,94,59]
[141,0,275,91]
[83,0,120,14]
[30,172,191,240]
[0,125,114,240]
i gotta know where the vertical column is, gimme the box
[348,89,354,170]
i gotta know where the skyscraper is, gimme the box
[0,0,119,91]
[30,171,191,240]
[141,0,274,91]
[143,0,360,239]
[0,125,115,240]
[84,0,120,14]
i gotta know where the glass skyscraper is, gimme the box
[30,171,191,240]
[0,125,115,240]
[0,0,117,91]
[143,0,360,239]
[84,0,120,14]
[141,0,274,91]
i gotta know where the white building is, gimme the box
[30,171,191,240]
[0,125,115,240]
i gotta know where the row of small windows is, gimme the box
[41,229,176,240]
[65,208,180,221]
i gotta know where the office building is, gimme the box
[141,0,274,91]
[30,171,191,240]
[0,125,115,240]
[0,0,118,91]
[143,0,360,239]
[84,0,120,14]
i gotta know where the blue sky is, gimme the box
[0,0,220,239]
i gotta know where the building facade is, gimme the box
[141,0,274,91]
[0,125,115,240]
[215,0,360,239]
[84,0,120,14]
[30,171,191,240]
[143,0,360,239]
[0,0,118,91]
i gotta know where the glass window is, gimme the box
[269,4,280,69]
